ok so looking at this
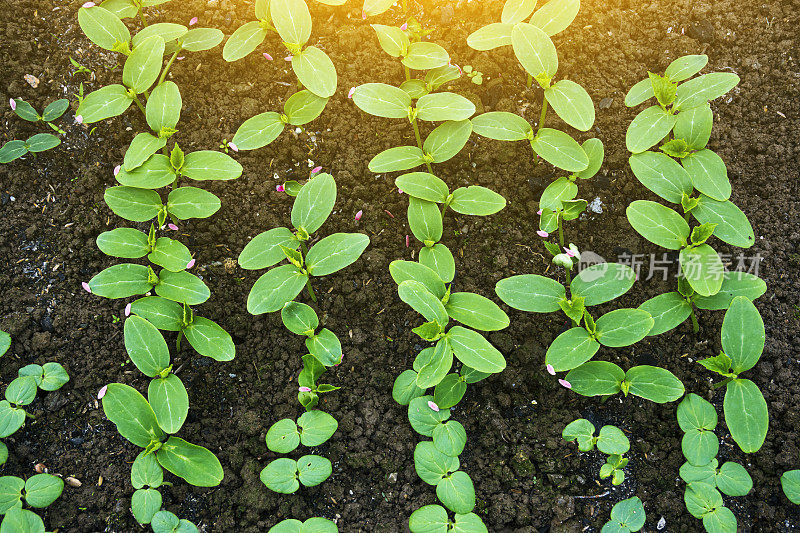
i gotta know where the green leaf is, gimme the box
[472,110,533,142]
[0,476,23,514]
[419,244,455,284]
[149,237,193,272]
[674,72,739,111]
[132,488,162,524]
[88,263,152,299]
[389,260,446,299]
[545,80,595,131]
[416,342,453,389]
[24,133,60,153]
[181,27,225,51]
[626,103,676,152]
[408,198,443,244]
[296,454,332,487]
[131,451,164,489]
[124,133,167,172]
[353,83,411,118]
[433,373,467,409]
[260,458,299,494]
[297,410,337,446]
[432,419,466,457]
[181,151,242,181]
[665,54,708,82]
[116,154,175,189]
[124,315,170,377]
[575,137,604,179]
[450,186,506,216]
[606,496,646,532]
[129,296,182,331]
[595,308,653,347]
[693,272,765,310]
[680,243,724,297]
[393,370,425,405]
[423,120,473,163]
[546,327,600,372]
[369,146,426,172]
[409,504,448,533]
[781,470,800,504]
[232,112,284,150]
[156,436,223,487]
[408,396,451,437]
[100,0,138,19]
[222,22,268,62]
[305,328,342,366]
[680,458,718,484]
[132,23,187,49]
[292,47,337,98]
[281,302,318,335]
[1,508,46,533]
[123,35,165,94]
[570,263,636,306]
[284,90,329,126]
[0,332,9,357]
[531,128,589,172]
[292,173,336,233]
[184,316,235,361]
[445,292,508,331]
[626,200,689,249]
[426,65,461,91]
[698,352,732,376]
[0,141,28,164]
[167,187,220,220]
[628,151,693,203]
[96,228,149,258]
[511,23,558,82]
[715,461,752,496]
[437,471,475,514]
[0,402,25,438]
[597,425,630,455]
[638,292,692,336]
[495,274,565,312]
[401,79,429,99]
[42,99,70,122]
[148,374,188,434]
[721,296,763,374]
[402,42,450,71]
[447,326,506,373]
[12,99,40,122]
[143,83,180,132]
[624,365,685,403]
[239,227,299,270]
[467,22,513,51]
[266,418,300,453]
[724,378,768,453]
[76,84,133,123]
[674,103,713,150]
[18,365,43,387]
[562,418,596,451]
[416,93,476,122]
[306,233,369,276]
[78,5,130,51]
[414,440,459,485]
[5,377,36,406]
[682,149,731,201]
[399,280,449,326]
[691,195,754,248]
[702,506,737,533]
[155,270,210,305]
[271,0,311,44]
[105,186,162,222]
[371,24,409,57]
[102,383,164,447]
[529,0,580,35]
[682,429,718,466]
[362,0,394,16]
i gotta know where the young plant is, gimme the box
[269,518,338,532]
[0,473,64,530]
[601,497,645,533]
[462,65,483,85]
[624,55,761,333]
[150,510,199,533]
[287,312,341,410]
[562,419,630,485]
[370,23,451,82]
[260,455,332,494]
[0,362,70,440]
[408,505,487,533]
[563,362,684,404]
[0,98,68,163]
[695,296,768,453]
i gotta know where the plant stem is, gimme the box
[132,94,147,115]
[24,410,36,420]
[404,64,411,81]
[306,279,317,302]
[532,96,548,166]
[526,73,532,88]
[158,51,179,86]
[690,306,699,333]
[558,215,571,285]
[411,118,432,173]
[139,10,147,28]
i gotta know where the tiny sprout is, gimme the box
[355,210,363,221]
[299,386,312,392]
[559,379,572,389]
[168,223,179,231]
[547,364,556,376]
[276,184,285,192]
[536,230,549,238]
[82,281,91,293]
[189,16,198,26]
[227,142,239,152]
[97,385,107,400]
[9,98,16,111]
[428,401,440,412]
[187,259,196,269]
[124,303,131,317]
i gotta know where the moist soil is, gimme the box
[1,0,799,531]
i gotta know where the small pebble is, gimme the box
[23,74,39,88]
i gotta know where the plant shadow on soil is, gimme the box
[1,0,800,531]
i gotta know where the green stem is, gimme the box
[132,94,147,115]
[306,279,317,302]
[158,51,179,86]
[138,7,147,28]
[558,215,571,285]
[411,118,432,173]
[690,306,699,333]
[712,377,733,389]
[24,410,36,420]
[526,73,532,88]
[404,64,411,82]
[532,96,548,166]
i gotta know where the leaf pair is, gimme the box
[260,455,331,494]
[0,474,64,513]
[0,134,61,164]
[467,0,580,51]
[105,186,220,223]
[413,438,476,514]
[371,25,450,70]
[601,497,645,533]
[0,363,69,438]
[354,83,475,123]
[371,120,474,172]
[399,65,463,100]
[232,90,329,150]
[11,98,69,124]
[89,264,209,304]
[265,410,338,453]
[408,504,487,533]
[98,226,192,272]
[565,362,685,403]
[116,147,242,189]
[562,419,630,455]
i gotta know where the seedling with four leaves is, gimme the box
[0,98,68,163]
[562,418,630,485]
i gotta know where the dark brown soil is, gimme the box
[1,0,799,531]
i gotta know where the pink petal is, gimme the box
[176,56,185,60]
[428,401,440,412]
[113,165,121,176]
[168,223,179,231]
[537,209,543,215]
[299,386,312,392]
[124,303,131,317]
[276,184,285,192]
[558,379,572,389]
[227,142,238,152]
[9,98,16,111]
[311,166,322,175]
[347,87,355,99]
[82,1,96,8]
[355,210,363,221]
[263,52,273,61]
[75,115,83,124]
[405,235,410,248]
[97,385,107,400]
[536,230,549,238]
[564,247,575,257]
[361,10,367,19]
[400,22,408,30]
[284,55,293,61]
[398,189,403,194]
[186,259,195,269]
[546,364,555,376]
[189,16,198,25]
[82,282,91,293]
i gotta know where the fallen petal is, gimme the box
[558,379,572,389]
[428,401,440,412]
[176,56,185,60]
[298,386,312,392]
[546,364,555,376]
[536,230,549,238]
[124,303,131,317]
[168,223,179,231]
[97,385,108,400]
[113,165,121,176]
[227,142,239,152]
[311,166,322,174]
[9,98,16,111]
[75,115,83,124]
[82,1,96,7]
[361,10,367,19]
[405,235,410,248]
[186,258,196,269]
[81,282,91,293]
[189,16,198,25]
[537,209,543,215]
[284,55,293,61]
[400,22,408,31]
[398,189,403,194]
[564,247,575,257]
[276,184,285,192]
[347,87,355,99]
[263,52,273,61]
[355,210,363,221]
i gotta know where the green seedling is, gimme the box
[562,419,629,485]
[601,497,645,533]
[269,518,338,532]
[371,23,450,81]
[0,473,64,530]
[462,65,483,85]
[69,56,93,76]
[563,361,684,403]
[150,510,199,533]
[409,505,488,533]
[696,296,768,453]
[266,410,338,453]
[0,362,69,439]
[297,352,340,410]
[260,455,332,494]
[0,97,69,163]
